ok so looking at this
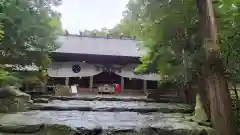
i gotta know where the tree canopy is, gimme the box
[0,0,62,86]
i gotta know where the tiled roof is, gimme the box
[54,35,146,57]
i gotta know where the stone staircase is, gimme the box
[146,89,183,103]
[0,94,215,135]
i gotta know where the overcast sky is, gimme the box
[56,0,129,34]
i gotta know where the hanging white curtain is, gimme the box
[113,64,161,81]
[139,73,161,81]
[48,62,102,77]
[114,64,140,79]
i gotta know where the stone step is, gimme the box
[154,94,178,98]
[147,89,178,96]
[148,90,178,95]
[147,94,179,100]
[31,100,193,113]
[31,105,192,114]
[39,95,181,103]
[0,111,215,135]
[148,89,177,92]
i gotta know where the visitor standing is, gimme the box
[114,83,121,94]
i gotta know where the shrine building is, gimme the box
[47,34,161,94]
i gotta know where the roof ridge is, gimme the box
[55,35,146,57]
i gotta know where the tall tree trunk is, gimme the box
[196,0,236,135]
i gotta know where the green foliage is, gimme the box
[216,3,240,83]
[232,98,240,130]
[0,0,62,86]
[119,0,201,86]
[115,0,240,87]
[158,79,177,89]
[0,68,21,87]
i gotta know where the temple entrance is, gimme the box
[93,72,121,93]
[91,72,121,94]
[94,71,121,84]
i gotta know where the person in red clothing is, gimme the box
[114,83,121,94]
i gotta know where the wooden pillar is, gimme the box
[121,76,124,93]
[89,76,93,92]
[65,77,69,86]
[143,80,147,94]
